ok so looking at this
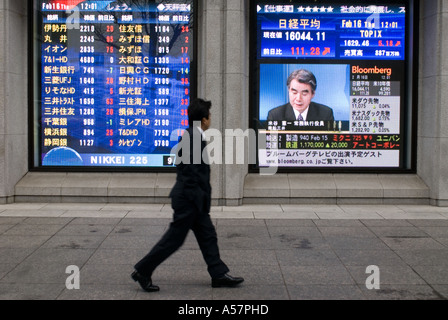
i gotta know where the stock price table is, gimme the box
[257,3,406,60]
[255,2,412,169]
[36,0,193,167]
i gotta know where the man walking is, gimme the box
[132,98,244,292]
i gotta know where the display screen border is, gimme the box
[28,0,199,172]
[249,0,419,174]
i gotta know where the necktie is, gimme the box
[297,113,304,121]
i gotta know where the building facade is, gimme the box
[1,0,447,206]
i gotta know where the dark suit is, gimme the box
[267,102,334,122]
[134,127,229,279]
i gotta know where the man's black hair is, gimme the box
[188,98,211,126]
[287,69,317,93]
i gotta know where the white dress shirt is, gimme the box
[292,106,309,121]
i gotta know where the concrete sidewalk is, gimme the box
[0,203,447,300]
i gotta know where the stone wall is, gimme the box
[2,0,446,205]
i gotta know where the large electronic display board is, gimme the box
[251,0,417,171]
[31,0,195,169]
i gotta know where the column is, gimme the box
[222,0,249,205]
[198,0,225,204]
[0,0,28,203]
[418,0,448,205]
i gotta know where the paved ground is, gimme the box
[0,203,448,300]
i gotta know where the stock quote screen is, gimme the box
[32,0,194,168]
[253,1,416,170]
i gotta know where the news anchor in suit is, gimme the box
[132,98,244,292]
[267,69,334,122]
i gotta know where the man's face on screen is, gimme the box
[288,79,315,114]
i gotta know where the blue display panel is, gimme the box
[257,4,406,60]
[33,0,195,168]
[252,1,416,170]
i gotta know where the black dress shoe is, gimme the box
[212,274,244,288]
[131,271,160,292]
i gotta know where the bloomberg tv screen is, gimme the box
[31,0,195,169]
[251,0,417,171]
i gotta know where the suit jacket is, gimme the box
[267,102,334,122]
[169,127,211,214]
